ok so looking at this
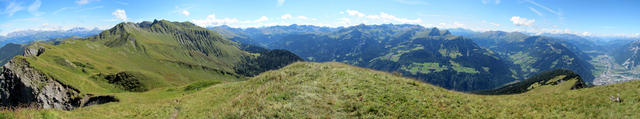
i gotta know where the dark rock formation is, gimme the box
[0,57,80,110]
[23,45,45,57]
[0,50,118,110]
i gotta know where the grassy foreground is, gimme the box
[2,62,639,118]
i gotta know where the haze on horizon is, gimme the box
[0,0,639,37]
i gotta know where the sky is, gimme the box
[1,0,639,37]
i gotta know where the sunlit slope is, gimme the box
[14,62,636,118]
[215,25,516,91]
[476,69,587,95]
[23,20,249,94]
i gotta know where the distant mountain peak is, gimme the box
[441,29,451,36]
[429,27,441,36]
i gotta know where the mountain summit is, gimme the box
[214,25,515,91]
[0,20,301,110]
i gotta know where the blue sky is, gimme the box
[1,0,639,37]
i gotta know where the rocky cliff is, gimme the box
[0,56,81,110]
[0,46,116,110]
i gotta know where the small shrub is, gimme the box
[94,71,149,92]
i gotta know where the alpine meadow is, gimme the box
[0,0,639,118]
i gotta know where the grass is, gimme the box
[182,80,221,91]
[19,20,246,95]
[1,21,637,118]
[3,62,638,118]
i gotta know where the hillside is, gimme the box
[2,62,638,118]
[0,43,24,65]
[475,69,587,95]
[613,40,640,69]
[460,31,595,82]
[214,24,515,91]
[0,20,300,110]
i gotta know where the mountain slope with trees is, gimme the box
[3,62,638,118]
[214,24,515,91]
[457,31,595,82]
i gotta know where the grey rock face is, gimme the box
[23,45,45,57]
[0,57,80,110]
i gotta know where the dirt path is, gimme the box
[170,99,181,119]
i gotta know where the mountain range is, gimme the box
[0,20,301,110]
[211,24,609,91]
[0,21,639,118]
[457,31,595,82]
[0,28,103,47]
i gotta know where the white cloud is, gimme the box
[481,0,500,4]
[510,16,535,26]
[524,0,561,16]
[346,10,365,17]
[112,9,127,21]
[454,22,465,27]
[191,14,270,27]
[528,7,543,16]
[76,0,98,5]
[191,14,240,27]
[28,0,43,16]
[281,14,292,19]
[338,10,422,26]
[366,12,422,24]
[181,10,190,16]
[277,0,285,6]
[0,17,113,36]
[489,22,500,27]
[280,14,314,21]
[434,21,465,28]
[338,18,352,26]
[2,1,25,16]
[255,16,269,23]
[296,16,309,20]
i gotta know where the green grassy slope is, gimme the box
[18,20,250,95]
[474,69,587,95]
[4,62,638,118]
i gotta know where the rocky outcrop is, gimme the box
[23,45,45,57]
[0,57,81,110]
[0,45,119,110]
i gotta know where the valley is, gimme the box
[3,62,639,118]
[0,20,638,118]
[592,55,640,85]
[1,0,639,118]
